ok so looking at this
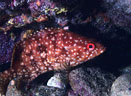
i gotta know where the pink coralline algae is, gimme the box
[0,0,68,33]
[0,28,105,95]
[0,14,48,32]
[28,0,67,16]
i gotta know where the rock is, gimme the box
[28,85,66,96]
[68,90,79,96]
[6,73,67,96]
[0,32,15,65]
[120,65,131,74]
[111,73,131,96]
[6,79,23,96]
[47,72,68,89]
[27,72,68,96]
[103,0,131,31]
[69,67,116,96]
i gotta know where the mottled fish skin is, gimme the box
[0,28,105,95]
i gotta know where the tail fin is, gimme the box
[0,68,14,95]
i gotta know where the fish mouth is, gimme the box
[99,47,106,54]
[93,45,106,59]
[95,42,106,54]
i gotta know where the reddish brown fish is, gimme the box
[0,28,105,95]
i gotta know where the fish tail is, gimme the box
[0,68,14,95]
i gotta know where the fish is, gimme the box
[0,28,105,95]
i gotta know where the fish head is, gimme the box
[76,38,106,64]
[84,39,106,60]
[64,32,106,66]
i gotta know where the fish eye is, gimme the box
[87,43,95,51]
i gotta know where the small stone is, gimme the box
[47,73,67,89]
[111,73,131,96]
[6,79,22,96]
[69,67,116,96]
